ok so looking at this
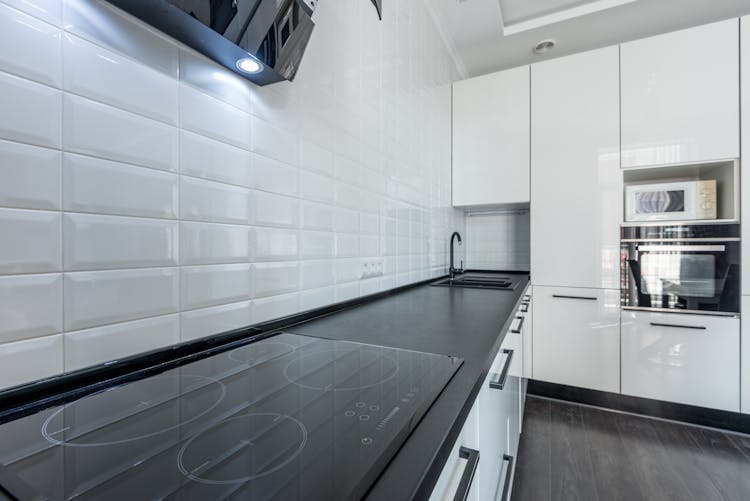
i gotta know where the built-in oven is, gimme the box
[621,223,740,315]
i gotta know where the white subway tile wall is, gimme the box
[0,0,462,389]
[465,212,531,271]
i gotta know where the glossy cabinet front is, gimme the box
[452,66,530,207]
[621,19,740,167]
[622,310,740,412]
[742,16,750,295]
[530,46,621,290]
[533,287,621,393]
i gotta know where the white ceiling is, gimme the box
[427,0,750,78]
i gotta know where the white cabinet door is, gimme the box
[532,287,621,393]
[530,46,620,289]
[521,288,533,379]
[621,19,740,167]
[429,405,479,501]
[743,297,750,414]
[453,66,530,207]
[622,310,740,412]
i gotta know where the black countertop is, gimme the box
[286,272,530,500]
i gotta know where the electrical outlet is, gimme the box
[361,260,384,279]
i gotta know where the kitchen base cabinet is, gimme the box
[622,310,740,413]
[532,287,620,393]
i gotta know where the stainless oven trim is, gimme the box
[622,306,740,318]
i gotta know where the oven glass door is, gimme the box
[623,242,740,314]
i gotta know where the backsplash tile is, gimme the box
[465,212,531,271]
[0,0,463,388]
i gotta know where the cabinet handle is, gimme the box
[649,322,706,330]
[520,302,529,313]
[499,454,515,501]
[489,349,514,390]
[552,294,597,301]
[523,295,531,302]
[511,315,525,334]
[453,446,480,501]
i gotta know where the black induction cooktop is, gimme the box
[0,332,462,500]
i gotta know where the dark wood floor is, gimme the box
[511,396,750,501]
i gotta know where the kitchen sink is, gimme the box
[431,274,519,290]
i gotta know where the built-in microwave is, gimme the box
[624,180,717,222]
[620,223,740,315]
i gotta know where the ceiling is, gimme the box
[427,0,750,78]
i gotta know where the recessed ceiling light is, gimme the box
[533,39,556,54]
[236,57,262,74]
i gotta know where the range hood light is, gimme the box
[236,58,263,74]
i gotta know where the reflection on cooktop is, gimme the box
[0,332,462,501]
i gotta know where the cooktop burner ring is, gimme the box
[283,348,400,392]
[177,412,308,485]
[41,374,226,447]
[227,341,296,367]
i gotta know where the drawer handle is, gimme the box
[453,446,480,501]
[520,302,529,313]
[649,322,706,330]
[552,294,597,301]
[499,454,515,501]
[523,294,531,301]
[511,315,525,334]
[489,349,514,390]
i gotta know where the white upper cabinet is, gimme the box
[743,297,750,414]
[530,46,621,289]
[452,66,530,207]
[621,19,740,168]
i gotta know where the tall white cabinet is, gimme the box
[452,66,530,207]
[621,19,740,168]
[530,46,621,392]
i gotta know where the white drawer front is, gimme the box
[622,311,739,412]
[533,287,620,393]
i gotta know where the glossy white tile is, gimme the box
[335,258,362,283]
[181,264,252,310]
[180,176,250,225]
[180,300,252,342]
[252,116,298,166]
[180,222,249,265]
[253,293,299,323]
[252,262,299,298]
[251,154,298,196]
[63,213,178,271]
[0,209,60,274]
[63,153,178,218]
[179,130,253,187]
[254,227,299,261]
[2,0,61,25]
[300,286,334,311]
[300,231,334,259]
[0,139,60,210]
[63,33,178,124]
[299,140,334,176]
[64,267,179,330]
[0,274,61,343]
[179,83,252,149]
[0,3,61,86]
[335,233,360,258]
[300,260,334,289]
[334,208,359,233]
[335,282,360,302]
[63,93,178,171]
[300,201,334,231]
[0,334,62,390]
[253,191,299,228]
[300,170,335,204]
[0,70,61,148]
[64,314,179,370]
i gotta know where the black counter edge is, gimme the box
[0,274,458,422]
[409,278,531,501]
[528,379,750,435]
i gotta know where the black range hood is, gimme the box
[105,0,317,86]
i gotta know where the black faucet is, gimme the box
[449,231,463,281]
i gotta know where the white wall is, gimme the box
[0,0,463,388]
[465,212,530,271]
